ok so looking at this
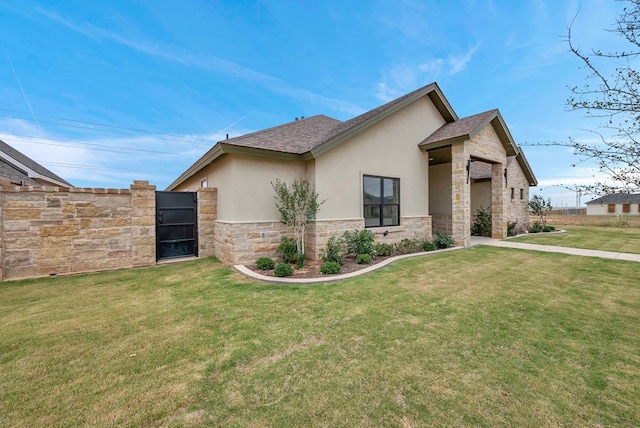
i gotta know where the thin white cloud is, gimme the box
[449,42,481,74]
[376,42,481,101]
[34,8,364,116]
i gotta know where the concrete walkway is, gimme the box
[235,236,640,284]
[476,238,640,262]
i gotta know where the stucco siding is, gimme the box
[314,96,445,221]
[174,154,307,222]
[429,163,452,215]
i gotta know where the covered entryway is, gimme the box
[155,191,198,260]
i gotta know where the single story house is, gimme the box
[585,193,640,215]
[168,82,537,264]
[0,139,73,187]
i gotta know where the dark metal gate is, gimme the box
[156,191,198,261]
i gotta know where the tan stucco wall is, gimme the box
[313,96,445,220]
[175,154,307,221]
[471,180,491,215]
[429,163,452,215]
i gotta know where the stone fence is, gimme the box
[0,181,216,281]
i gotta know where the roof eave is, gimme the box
[419,135,469,150]
[166,143,224,190]
[515,148,538,186]
[165,143,304,190]
[490,113,518,157]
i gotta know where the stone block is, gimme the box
[82,228,123,238]
[94,194,131,207]
[2,220,30,231]
[4,265,40,280]
[76,206,112,218]
[4,209,41,220]
[40,224,80,237]
[4,249,32,267]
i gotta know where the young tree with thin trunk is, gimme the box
[271,178,324,257]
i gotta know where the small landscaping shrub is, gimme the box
[296,253,306,269]
[274,262,293,277]
[433,231,455,249]
[356,253,373,264]
[343,229,375,256]
[256,257,275,270]
[530,221,543,233]
[471,206,492,237]
[373,242,393,257]
[421,241,437,251]
[277,236,298,263]
[542,225,555,232]
[320,235,344,265]
[394,238,421,254]
[507,221,517,237]
[320,261,341,274]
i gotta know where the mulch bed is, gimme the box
[247,255,397,279]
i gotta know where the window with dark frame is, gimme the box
[623,203,631,213]
[363,175,400,228]
[510,188,515,201]
[608,204,615,213]
[520,188,524,200]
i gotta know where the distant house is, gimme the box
[585,193,640,215]
[168,82,537,264]
[0,139,73,187]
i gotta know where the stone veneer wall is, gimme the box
[196,187,217,258]
[306,217,431,261]
[214,220,290,265]
[305,219,365,261]
[431,214,452,236]
[0,180,156,281]
[213,216,432,265]
[505,166,531,228]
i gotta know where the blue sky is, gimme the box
[0,0,632,206]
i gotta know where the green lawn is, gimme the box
[1,249,639,427]
[511,225,640,254]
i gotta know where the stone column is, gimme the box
[130,180,156,267]
[197,187,217,258]
[491,164,507,239]
[451,142,470,247]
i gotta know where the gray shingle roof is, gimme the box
[222,115,342,154]
[420,109,498,146]
[0,139,73,187]
[586,193,640,204]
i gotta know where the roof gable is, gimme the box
[0,139,73,187]
[309,82,457,157]
[419,109,517,156]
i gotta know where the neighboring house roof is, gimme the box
[585,193,640,205]
[0,139,73,187]
[167,82,536,190]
